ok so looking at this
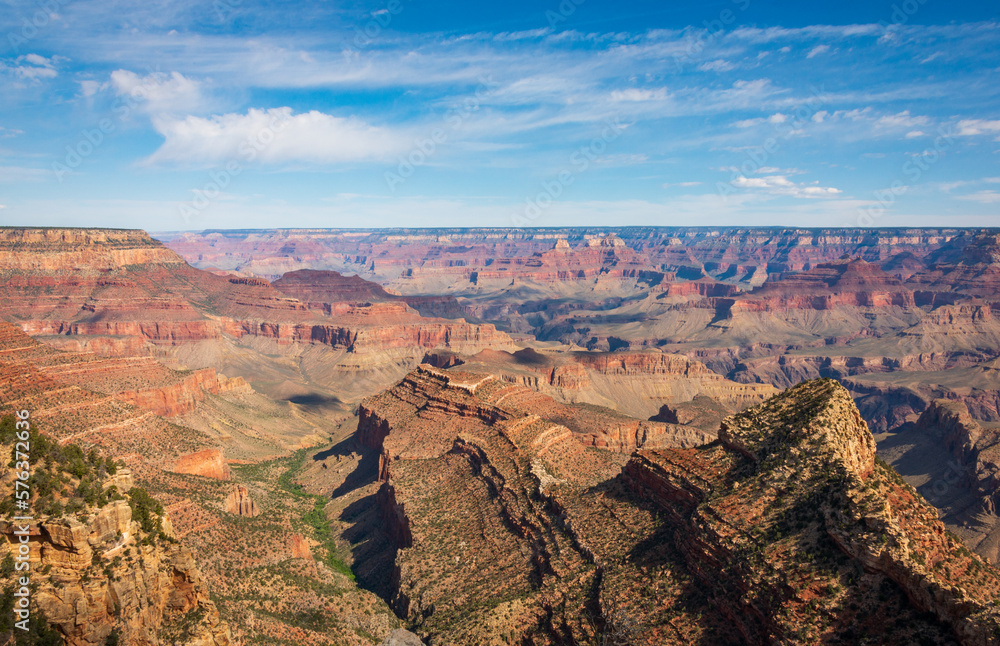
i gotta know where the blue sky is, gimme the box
[0,0,998,230]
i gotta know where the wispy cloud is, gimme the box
[0,166,50,182]
[698,59,736,72]
[806,44,830,58]
[958,190,1000,203]
[110,70,207,115]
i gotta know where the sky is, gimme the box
[0,0,998,231]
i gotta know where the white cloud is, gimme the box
[79,80,102,97]
[23,54,49,66]
[806,45,831,58]
[495,28,550,42]
[610,88,668,102]
[731,174,841,198]
[876,110,930,129]
[957,119,1000,136]
[732,111,789,129]
[662,181,702,188]
[729,25,879,45]
[2,54,60,80]
[110,70,205,115]
[146,107,411,166]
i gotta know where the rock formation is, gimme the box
[223,485,261,517]
[350,371,1000,645]
[0,466,230,646]
[172,449,231,480]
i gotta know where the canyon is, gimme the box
[2,225,1000,644]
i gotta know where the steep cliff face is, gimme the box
[171,449,231,480]
[0,506,229,646]
[357,365,713,468]
[0,449,230,646]
[0,228,184,271]
[352,374,1000,645]
[0,321,250,422]
[900,400,1000,558]
[0,229,518,405]
[630,380,1000,645]
[115,370,250,418]
[453,348,779,421]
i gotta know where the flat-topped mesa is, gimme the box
[272,268,396,304]
[0,227,183,271]
[719,378,877,479]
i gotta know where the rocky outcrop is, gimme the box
[0,494,230,646]
[273,268,398,304]
[116,369,250,417]
[171,449,231,480]
[625,379,1000,645]
[357,365,708,474]
[223,485,261,517]
[286,533,312,560]
[350,372,1000,644]
[718,378,876,477]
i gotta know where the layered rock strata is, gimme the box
[353,371,1000,645]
